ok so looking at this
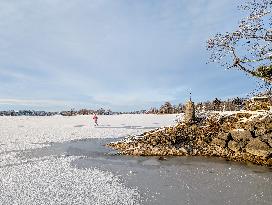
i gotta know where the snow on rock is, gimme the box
[108,110,272,166]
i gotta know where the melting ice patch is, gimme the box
[0,156,140,205]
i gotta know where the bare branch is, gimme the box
[207,0,272,85]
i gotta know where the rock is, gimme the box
[107,109,272,166]
[230,129,253,142]
[196,139,208,147]
[179,147,188,154]
[217,132,232,141]
[211,138,226,148]
[245,96,271,111]
[259,133,272,145]
[245,138,271,157]
[255,128,267,136]
[236,112,253,119]
[243,122,255,132]
[184,100,196,124]
[228,141,240,152]
[133,149,140,155]
[269,138,272,148]
[158,156,167,161]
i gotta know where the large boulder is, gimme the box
[230,129,253,142]
[245,138,271,157]
[217,132,232,141]
[269,138,272,148]
[228,140,240,152]
[259,133,272,146]
[211,138,226,148]
[255,128,267,136]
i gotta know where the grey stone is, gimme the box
[269,139,272,148]
[179,147,188,154]
[255,128,267,136]
[228,140,240,152]
[230,130,253,142]
[259,133,272,145]
[211,138,226,148]
[217,132,231,141]
[245,138,271,157]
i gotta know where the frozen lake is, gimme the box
[0,115,271,204]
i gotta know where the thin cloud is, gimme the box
[0,98,69,106]
[0,0,255,111]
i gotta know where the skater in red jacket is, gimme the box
[93,114,98,126]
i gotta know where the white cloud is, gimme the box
[0,98,68,107]
[0,0,253,110]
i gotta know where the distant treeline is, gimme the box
[0,94,270,116]
[0,110,58,116]
[0,108,147,116]
[146,97,247,114]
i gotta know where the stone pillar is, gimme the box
[184,99,196,124]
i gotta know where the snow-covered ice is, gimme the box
[0,114,176,204]
[0,114,176,153]
[0,156,140,205]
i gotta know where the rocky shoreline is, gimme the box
[107,109,272,166]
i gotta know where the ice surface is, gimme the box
[0,114,175,204]
[0,156,140,205]
[0,114,176,152]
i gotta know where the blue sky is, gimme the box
[0,0,259,111]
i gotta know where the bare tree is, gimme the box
[207,0,272,85]
[159,102,174,114]
[213,98,222,111]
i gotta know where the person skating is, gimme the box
[93,114,98,126]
